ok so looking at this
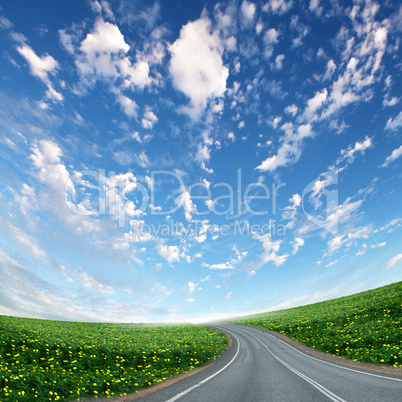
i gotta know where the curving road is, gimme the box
[136,323,401,402]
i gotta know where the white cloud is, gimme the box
[225,36,237,52]
[196,144,211,162]
[17,45,58,81]
[176,189,196,222]
[201,161,214,174]
[326,259,338,267]
[240,1,256,26]
[385,111,402,131]
[228,132,236,142]
[254,233,288,266]
[292,237,304,255]
[325,199,363,236]
[321,6,388,120]
[383,96,399,107]
[263,28,279,59]
[30,140,76,213]
[184,281,199,295]
[142,108,158,129]
[78,19,130,77]
[285,104,298,116]
[370,241,386,248]
[0,15,13,29]
[323,59,336,80]
[272,54,285,70]
[156,243,180,264]
[309,0,322,16]
[380,145,402,168]
[336,136,373,167]
[77,270,114,294]
[225,292,232,300]
[282,193,301,229]
[303,88,327,121]
[272,116,282,128]
[202,178,211,189]
[202,262,234,270]
[256,123,313,171]
[327,235,343,254]
[74,18,154,116]
[116,93,138,118]
[169,17,229,119]
[17,45,62,101]
[263,0,293,15]
[7,223,47,260]
[386,254,402,269]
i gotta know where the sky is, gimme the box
[0,0,401,323]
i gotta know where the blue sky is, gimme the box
[0,0,401,323]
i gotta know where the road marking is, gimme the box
[264,330,402,382]
[233,326,348,402]
[165,332,240,402]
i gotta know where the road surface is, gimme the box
[135,322,401,402]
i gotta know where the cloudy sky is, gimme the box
[0,0,401,323]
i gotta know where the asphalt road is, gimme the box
[136,322,402,402]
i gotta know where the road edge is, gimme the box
[241,323,402,378]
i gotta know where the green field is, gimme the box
[0,318,227,401]
[229,281,402,367]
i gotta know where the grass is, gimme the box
[0,317,227,401]
[228,281,402,367]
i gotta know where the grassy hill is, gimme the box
[228,281,402,367]
[0,318,227,401]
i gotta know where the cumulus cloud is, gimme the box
[262,0,293,15]
[142,108,158,129]
[303,88,327,121]
[309,0,322,16]
[285,104,298,116]
[323,59,336,80]
[292,237,304,255]
[184,281,199,295]
[73,18,154,116]
[320,4,389,120]
[116,93,138,118]
[17,45,62,101]
[380,145,402,168]
[263,28,279,59]
[169,17,229,119]
[30,140,75,207]
[272,54,285,70]
[254,233,288,266]
[256,123,313,171]
[240,1,256,26]
[156,243,180,264]
[203,262,234,270]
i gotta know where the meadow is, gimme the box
[229,281,402,367]
[0,318,227,401]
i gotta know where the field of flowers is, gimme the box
[230,281,402,367]
[0,318,227,401]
